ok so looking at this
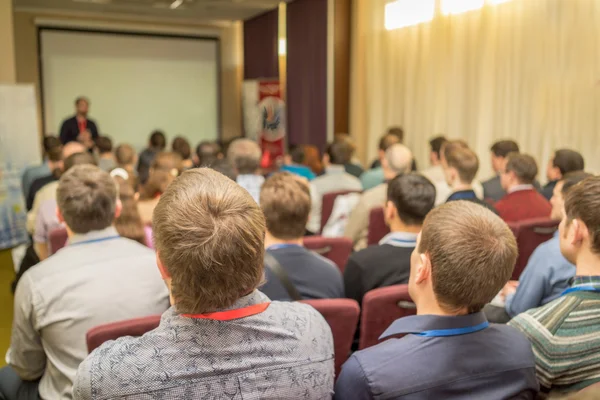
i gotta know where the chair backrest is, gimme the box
[86,315,162,353]
[321,190,361,233]
[48,226,68,255]
[367,207,390,246]
[359,284,416,350]
[303,236,353,273]
[300,299,360,377]
[511,218,559,280]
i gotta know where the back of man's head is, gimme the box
[63,141,86,160]
[384,144,413,176]
[43,135,62,154]
[172,136,191,160]
[417,201,517,313]
[149,130,166,151]
[506,153,538,184]
[446,147,479,184]
[441,139,469,164]
[429,136,447,158]
[387,173,435,226]
[563,176,600,258]
[289,144,305,164]
[491,140,520,158]
[196,141,221,167]
[379,133,401,152]
[386,126,404,142]
[95,136,113,154]
[227,138,262,174]
[326,140,353,165]
[553,149,585,176]
[115,144,136,166]
[153,168,266,314]
[57,165,117,234]
[561,171,593,195]
[63,152,96,172]
[260,172,311,240]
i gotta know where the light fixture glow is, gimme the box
[278,38,286,56]
[441,0,484,15]
[170,0,183,9]
[385,0,435,31]
[487,0,511,4]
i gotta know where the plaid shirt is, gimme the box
[74,290,335,399]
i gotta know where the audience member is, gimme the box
[496,153,551,222]
[138,152,182,225]
[370,126,404,169]
[72,168,335,399]
[113,176,146,245]
[307,141,362,234]
[344,173,435,305]
[194,140,221,167]
[360,132,401,190]
[259,172,343,300]
[483,140,520,202]
[420,135,448,194]
[281,145,316,181]
[171,136,194,169]
[59,96,98,148]
[301,145,324,176]
[0,165,169,400]
[21,136,62,201]
[137,130,166,184]
[24,143,64,211]
[434,139,484,205]
[443,146,498,214]
[509,176,600,395]
[485,171,590,323]
[344,143,413,250]
[114,144,138,189]
[95,136,116,172]
[542,149,585,200]
[227,138,265,203]
[209,158,237,181]
[32,152,96,261]
[335,134,364,178]
[335,201,539,399]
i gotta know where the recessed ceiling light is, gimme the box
[170,0,183,9]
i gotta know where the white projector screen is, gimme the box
[40,29,219,149]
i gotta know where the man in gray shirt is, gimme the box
[0,165,170,400]
[73,168,335,399]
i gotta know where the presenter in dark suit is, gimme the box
[59,96,99,149]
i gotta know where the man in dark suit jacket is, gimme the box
[541,149,585,200]
[59,97,99,148]
[482,140,520,202]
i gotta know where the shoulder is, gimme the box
[509,295,577,335]
[349,245,387,267]
[268,300,333,335]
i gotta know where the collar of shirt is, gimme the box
[570,275,600,289]
[380,311,488,340]
[325,165,346,174]
[379,231,418,247]
[447,190,477,201]
[68,226,120,246]
[169,290,270,320]
[508,184,534,194]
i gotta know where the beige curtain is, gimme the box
[350,0,600,180]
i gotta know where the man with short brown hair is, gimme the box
[335,201,539,399]
[496,153,551,222]
[2,165,168,400]
[483,140,520,201]
[73,168,335,399]
[542,149,585,200]
[260,172,343,301]
[227,138,264,203]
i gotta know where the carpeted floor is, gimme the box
[0,250,14,368]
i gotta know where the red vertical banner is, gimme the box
[257,80,286,170]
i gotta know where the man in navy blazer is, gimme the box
[59,97,99,148]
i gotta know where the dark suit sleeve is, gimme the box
[59,119,70,144]
[89,120,99,139]
[344,256,364,305]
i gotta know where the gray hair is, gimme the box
[227,138,262,174]
[385,143,413,175]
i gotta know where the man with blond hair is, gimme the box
[73,168,335,399]
[335,201,539,399]
[227,138,264,203]
[260,172,343,301]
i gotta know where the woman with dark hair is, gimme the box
[137,152,183,224]
[171,136,194,169]
[137,130,167,184]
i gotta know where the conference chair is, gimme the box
[359,285,416,350]
[48,226,68,255]
[367,207,390,246]
[300,299,360,377]
[303,236,353,273]
[86,315,162,353]
[320,190,361,233]
[510,218,559,280]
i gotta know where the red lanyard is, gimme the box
[181,302,270,321]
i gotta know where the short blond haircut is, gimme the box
[153,168,266,314]
[418,201,517,313]
[446,147,479,184]
[506,153,538,184]
[260,172,311,239]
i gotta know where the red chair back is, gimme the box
[367,207,390,246]
[511,218,559,280]
[301,299,360,377]
[48,227,68,255]
[321,190,361,233]
[359,284,415,350]
[86,315,161,353]
[303,236,353,273]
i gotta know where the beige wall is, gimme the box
[12,10,243,141]
[0,0,16,83]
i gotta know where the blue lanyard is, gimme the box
[70,235,121,247]
[416,321,489,337]
[267,244,302,251]
[449,191,477,201]
[561,286,600,296]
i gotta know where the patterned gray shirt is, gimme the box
[74,290,335,399]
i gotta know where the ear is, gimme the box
[134,191,140,201]
[384,200,396,223]
[323,153,330,165]
[114,199,122,219]
[571,219,586,247]
[415,253,432,285]
[156,251,171,279]
[56,206,65,224]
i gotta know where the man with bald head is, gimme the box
[344,143,414,250]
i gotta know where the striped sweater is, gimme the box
[509,276,600,394]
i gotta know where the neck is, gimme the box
[452,182,473,192]
[389,219,421,234]
[416,299,469,317]
[264,232,303,249]
[100,153,113,160]
[575,250,600,276]
[76,113,86,119]
[48,161,61,171]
